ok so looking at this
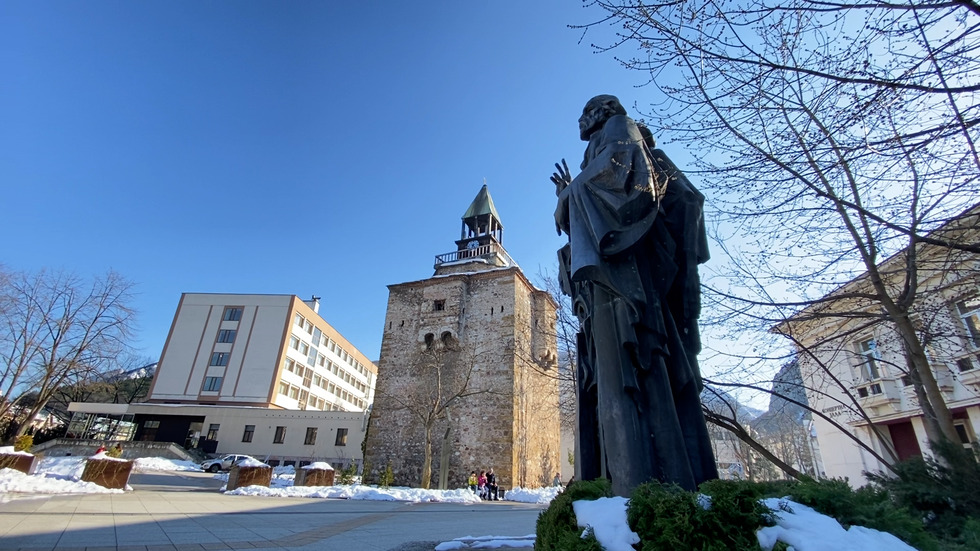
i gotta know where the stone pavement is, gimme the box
[0,471,544,551]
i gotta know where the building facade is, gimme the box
[68,402,367,469]
[363,185,561,489]
[148,293,377,412]
[69,293,378,467]
[780,208,980,485]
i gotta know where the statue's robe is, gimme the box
[558,114,717,495]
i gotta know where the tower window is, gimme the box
[441,331,456,348]
[434,300,445,311]
[424,333,435,349]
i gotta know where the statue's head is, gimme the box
[579,94,627,140]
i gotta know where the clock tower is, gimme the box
[364,185,560,490]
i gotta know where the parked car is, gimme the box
[201,454,254,473]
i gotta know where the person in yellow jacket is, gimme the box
[468,471,478,494]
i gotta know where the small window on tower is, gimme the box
[434,300,445,311]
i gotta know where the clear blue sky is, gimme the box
[1,1,675,362]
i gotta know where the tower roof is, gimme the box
[461,184,501,223]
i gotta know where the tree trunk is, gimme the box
[438,424,451,489]
[894,315,959,445]
[420,424,432,489]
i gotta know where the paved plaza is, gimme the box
[0,472,545,551]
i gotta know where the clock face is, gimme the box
[467,240,479,249]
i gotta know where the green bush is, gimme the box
[338,463,357,485]
[13,435,32,452]
[378,461,394,489]
[784,478,937,551]
[866,440,980,550]
[627,480,773,551]
[535,478,611,551]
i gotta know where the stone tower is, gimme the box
[364,185,560,490]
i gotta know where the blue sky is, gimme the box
[1,1,677,362]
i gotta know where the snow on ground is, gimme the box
[132,457,201,472]
[0,456,923,551]
[226,483,485,504]
[756,497,917,551]
[434,534,536,550]
[573,497,640,551]
[0,468,123,495]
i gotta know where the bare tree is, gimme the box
[376,339,490,489]
[0,268,135,438]
[580,0,980,450]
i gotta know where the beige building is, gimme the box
[68,402,367,469]
[780,207,980,485]
[69,293,378,467]
[363,185,561,490]
[148,293,377,412]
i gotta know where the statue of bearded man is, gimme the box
[553,94,718,495]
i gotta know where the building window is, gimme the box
[242,425,255,443]
[312,327,322,347]
[295,313,305,327]
[855,338,881,381]
[274,426,286,444]
[305,427,317,445]
[209,352,229,367]
[335,428,348,446]
[223,307,243,321]
[434,299,445,311]
[954,420,976,447]
[290,336,300,350]
[279,382,290,395]
[203,376,223,392]
[956,296,980,348]
[217,329,237,343]
[956,357,975,372]
[206,424,220,440]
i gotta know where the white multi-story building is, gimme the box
[148,293,377,412]
[779,208,980,485]
[67,293,379,468]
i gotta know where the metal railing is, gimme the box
[434,242,515,268]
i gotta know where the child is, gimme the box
[478,470,487,500]
[468,471,478,493]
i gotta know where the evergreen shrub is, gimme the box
[338,463,357,485]
[866,440,980,550]
[627,480,773,551]
[379,461,394,488]
[534,478,611,551]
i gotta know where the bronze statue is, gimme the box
[553,94,717,495]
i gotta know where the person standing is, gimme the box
[486,468,498,501]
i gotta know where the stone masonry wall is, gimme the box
[364,266,559,490]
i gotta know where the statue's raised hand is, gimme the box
[552,159,572,236]
[551,159,571,196]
